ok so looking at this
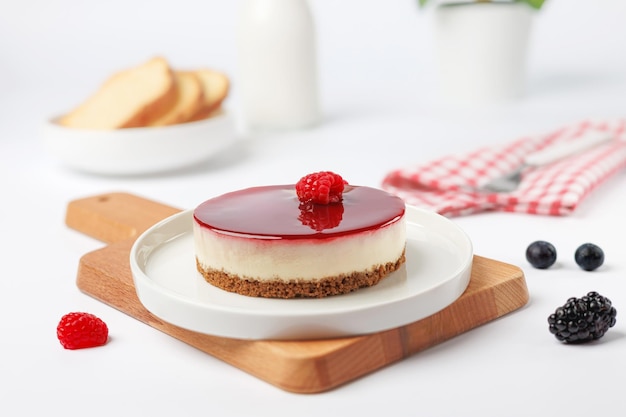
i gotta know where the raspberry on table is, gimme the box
[548,291,617,344]
[295,171,347,205]
[57,312,109,350]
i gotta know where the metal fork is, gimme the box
[479,130,614,193]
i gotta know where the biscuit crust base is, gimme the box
[196,251,406,299]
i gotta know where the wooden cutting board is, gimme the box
[67,192,529,394]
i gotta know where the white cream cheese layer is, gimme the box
[194,217,406,281]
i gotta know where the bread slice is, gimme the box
[188,69,230,121]
[59,57,177,129]
[147,71,205,126]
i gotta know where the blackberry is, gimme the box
[575,243,604,271]
[548,291,617,343]
[526,240,557,269]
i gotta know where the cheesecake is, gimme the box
[193,172,406,298]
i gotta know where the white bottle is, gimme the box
[236,0,321,131]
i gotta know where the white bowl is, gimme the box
[41,112,236,175]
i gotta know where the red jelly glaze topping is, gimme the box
[193,185,405,240]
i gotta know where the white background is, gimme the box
[2,1,626,416]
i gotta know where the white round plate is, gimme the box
[130,205,473,340]
[41,112,236,176]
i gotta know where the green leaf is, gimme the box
[418,0,429,7]
[524,0,545,9]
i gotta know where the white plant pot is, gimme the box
[434,2,534,105]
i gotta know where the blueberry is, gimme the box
[575,243,604,271]
[526,240,557,269]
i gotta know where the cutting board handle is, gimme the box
[65,192,181,244]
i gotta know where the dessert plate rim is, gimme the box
[130,205,474,340]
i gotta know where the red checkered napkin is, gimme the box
[382,119,626,217]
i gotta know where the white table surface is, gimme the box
[2,1,626,415]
